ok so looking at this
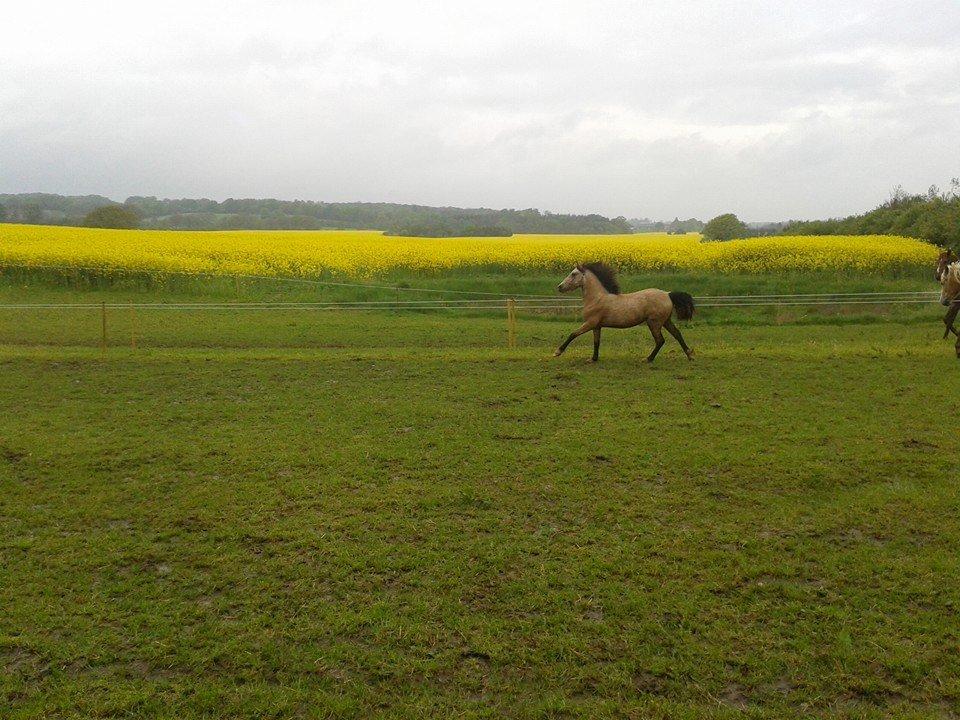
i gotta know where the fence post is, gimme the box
[100,302,107,352]
[235,275,241,299]
[507,298,517,348]
[130,304,137,350]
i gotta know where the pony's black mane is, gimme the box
[580,262,620,294]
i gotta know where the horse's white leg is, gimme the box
[944,304,959,339]
[555,321,595,357]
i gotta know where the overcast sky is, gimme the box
[2,1,959,220]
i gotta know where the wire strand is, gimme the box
[1,262,941,301]
[0,298,940,311]
[0,262,944,310]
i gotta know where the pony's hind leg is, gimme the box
[591,327,601,362]
[664,318,694,360]
[645,321,665,363]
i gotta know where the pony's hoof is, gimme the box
[553,350,562,357]
[686,351,695,361]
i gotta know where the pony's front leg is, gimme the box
[554,321,595,357]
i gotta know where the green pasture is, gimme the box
[2,270,958,719]
[0,266,943,350]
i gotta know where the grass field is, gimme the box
[2,267,958,719]
[0,266,941,349]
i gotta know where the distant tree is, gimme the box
[23,203,43,224]
[82,205,140,229]
[0,204,7,222]
[702,213,748,241]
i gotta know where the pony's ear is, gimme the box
[576,264,584,272]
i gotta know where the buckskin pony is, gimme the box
[554,262,695,363]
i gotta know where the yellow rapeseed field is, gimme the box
[0,224,936,278]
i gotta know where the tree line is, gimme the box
[0,194,633,236]
[4,186,956,249]
[629,217,705,233]
[684,182,960,247]
[782,181,960,251]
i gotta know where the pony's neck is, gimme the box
[582,271,608,303]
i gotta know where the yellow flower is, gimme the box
[0,225,937,278]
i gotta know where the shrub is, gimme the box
[82,205,140,229]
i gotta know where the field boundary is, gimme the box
[0,261,560,298]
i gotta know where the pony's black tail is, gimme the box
[669,291,695,320]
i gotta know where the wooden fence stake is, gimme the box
[130,304,137,350]
[100,301,107,352]
[507,298,517,348]
[235,275,241,299]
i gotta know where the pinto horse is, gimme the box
[936,249,957,283]
[939,258,960,357]
[554,262,695,363]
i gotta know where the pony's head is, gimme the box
[940,261,960,306]
[936,249,958,282]
[557,263,620,294]
[557,265,585,293]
